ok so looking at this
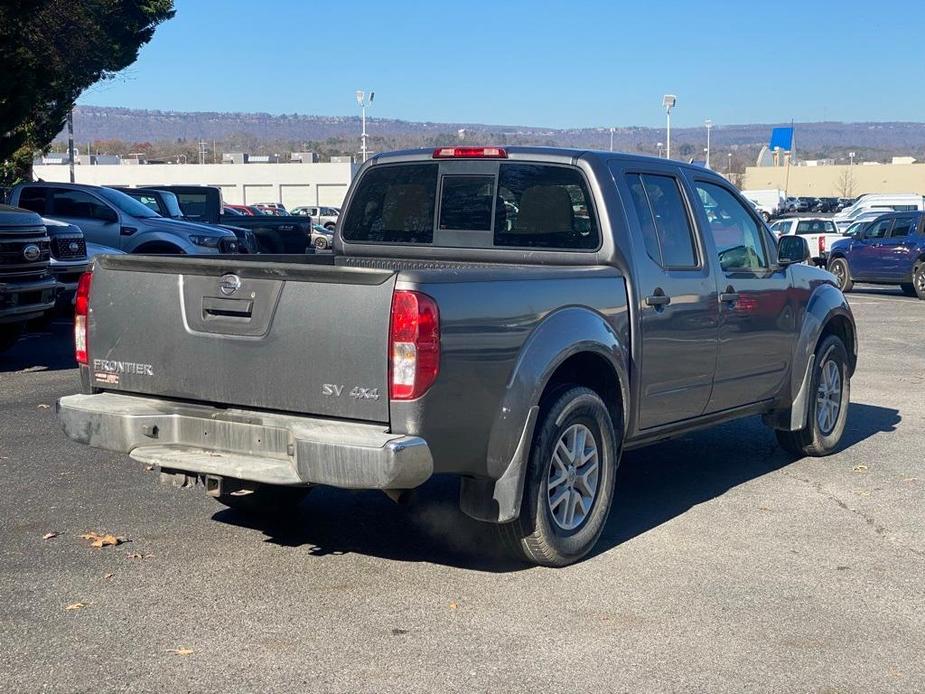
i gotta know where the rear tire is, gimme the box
[828,257,853,293]
[213,484,310,516]
[775,335,850,457]
[499,386,620,567]
[913,262,925,300]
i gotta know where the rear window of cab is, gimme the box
[341,162,599,250]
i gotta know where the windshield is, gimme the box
[98,187,160,218]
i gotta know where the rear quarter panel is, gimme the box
[388,265,629,478]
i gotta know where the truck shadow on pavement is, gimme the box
[213,402,900,572]
[0,322,76,374]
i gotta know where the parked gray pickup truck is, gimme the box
[57,147,857,566]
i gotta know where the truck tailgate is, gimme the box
[87,255,395,423]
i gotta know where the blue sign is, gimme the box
[769,127,794,151]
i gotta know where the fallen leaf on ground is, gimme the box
[166,648,194,656]
[42,532,58,540]
[37,404,50,409]
[65,602,86,610]
[103,573,114,580]
[758,506,771,512]
[143,464,155,472]
[449,602,459,610]
[80,532,124,548]
[126,552,152,560]
[853,465,868,472]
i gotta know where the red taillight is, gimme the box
[818,235,826,255]
[389,290,440,400]
[432,146,507,159]
[74,271,92,365]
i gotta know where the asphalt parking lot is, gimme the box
[1,286,923,693]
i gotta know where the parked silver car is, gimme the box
[10,183,239,255]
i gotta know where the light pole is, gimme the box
[609,127,615,152]
[656,142,664,158]
[356,90,375,163]
[849,151,856,166]
[704,119,713,168]
[662,94,677,159]
[727,152,732,173]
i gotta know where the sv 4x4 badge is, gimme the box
[322,384,380,401]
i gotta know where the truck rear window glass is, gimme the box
[795,220,836,234]
[494,164,598,250]
[439,176,494,231]
[175,193,209,220]
[341,164,437,244]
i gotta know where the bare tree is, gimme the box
[836,167,855,198]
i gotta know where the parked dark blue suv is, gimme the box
[828,211,925,299]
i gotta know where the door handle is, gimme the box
[645,289,671,307]
[720,287,739,304]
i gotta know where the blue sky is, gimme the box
[80,0,924,129]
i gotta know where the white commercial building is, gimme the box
[31,162,357,208]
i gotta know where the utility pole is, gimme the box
[356,90,375,162]
[662,95,677,159]
[198,139,208,165]
[67,110,75,183]
[609,127,615,152]
[704,119,713,169]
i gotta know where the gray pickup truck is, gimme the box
[57,147,857,566]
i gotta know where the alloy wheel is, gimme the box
[816,359,842,435]
[546,423,599,531]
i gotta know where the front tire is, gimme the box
[776,335,850,457]
[912,262,925,300]
[500,386,620,567]
[828,257,853,293]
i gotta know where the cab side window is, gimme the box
[866,219,891,239]
[50,189,112,220]
[625,173,698,269]
[694,182,769,272]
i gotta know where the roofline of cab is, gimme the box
[367,146,726,179]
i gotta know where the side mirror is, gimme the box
[778,235,810,265]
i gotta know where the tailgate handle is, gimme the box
[202,297,254,320]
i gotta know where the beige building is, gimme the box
[743,163,925,197]
[31,162,357,207]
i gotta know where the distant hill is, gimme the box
[61,106,925,160]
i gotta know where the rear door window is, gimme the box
[625,173,698,268]
[16,186,47,214]
[494,164,598,249]
[341,164,437,244]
